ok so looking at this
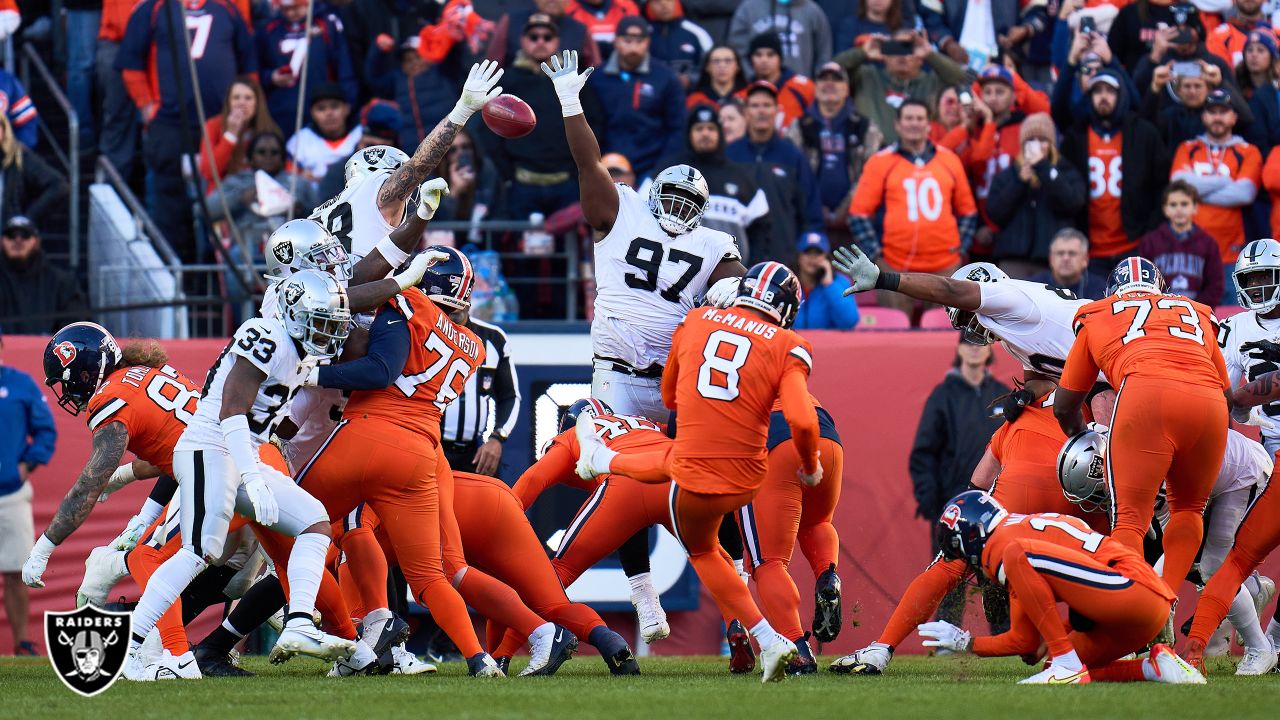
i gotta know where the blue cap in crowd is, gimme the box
[977,65,1013,87]
[796,231,830,253]
[1204,88,1232,109]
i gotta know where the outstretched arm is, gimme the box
[543,50,618,232]
[832,245,980,309]
[376,61,503,221]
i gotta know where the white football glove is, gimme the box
[540,50,593,117]
[448,60,504,125]
[703,277,741,308]
[242,473,279,526]
[394,249,452,291]
[1085,421,1110,436]
[111,514,150,551]
[832,245,881,295]
[417,178,451,221]
[1243,406,1276,431]
[917,620,972,653]
[22,535,56,588]
[797,452,823,487]
[98,463,139,502]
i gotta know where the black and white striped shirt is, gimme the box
[441,317,520,445]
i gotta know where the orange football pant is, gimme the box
[298,417,482,657]
[1106,379,1225,589]
[332,506,392,620]
[1188,473,1280,646]
[740,438,843,641]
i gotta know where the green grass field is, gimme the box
[4,654,1276,720]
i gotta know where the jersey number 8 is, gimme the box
[697,330,752,401]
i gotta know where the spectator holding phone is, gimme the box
[1147,59,1252,151]
[792,232,860,330]
[1170,88,1263,289]
[1110,0,1206,72]
[1137,179,1225,304]
[1132,3,1236,102]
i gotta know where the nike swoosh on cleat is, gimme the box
[1047,670,1088,684]
[177,661,194,669]
[554,630,565,643]
[386,320,402,324]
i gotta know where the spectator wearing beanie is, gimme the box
[735,32,814,129]
[985,112,1086,279]
[589,15,687,177]
[1236,30,1280,155]
[728,0,832,76]
[1137,179,1225,304]
[287,84,362,189]
[645,0,713,89]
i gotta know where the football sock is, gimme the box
[798,522,839,577]
[202,574,285,653]
[1243,574,1262,598]
[588,626,629,658]
[1090,659,1146,682]
[1266,618,1280,648]
[755,559,804,641]
[458,569,543,638]
[179,565,239,624]
[284,531,330,618]
[1160,511,1204,592]
[342,528,390,616]
[749,618,786,647]
[1227,585,1268,650]
[1051,649,1084,673]
[627,572,655,597]
[130,548,206,648]
[617,529,652,577]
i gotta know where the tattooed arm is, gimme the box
[375,117,460,224]
[44,421,130,544]
[1232,371,1280,410]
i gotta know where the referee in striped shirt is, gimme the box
[440,311,520,475]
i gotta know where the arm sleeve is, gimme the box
[21,378,57,466]
[511,441,587,509]
[490,338,520,439]
[200,120,237,183]
[316,306,412,390]
[147,473,179,507]
[1058,319,1101,392]
[779,366,819,474]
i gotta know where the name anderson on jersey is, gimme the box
[436,312,481,360]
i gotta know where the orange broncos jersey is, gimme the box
[988,394,1063,478]
[1170,138,1263,262]
[1085,129,1131,257]
[85,364,201,475]
[664,306,814,462]
[512,413,672,508]
[979,512,1174,602]
[343,288,484,441]
[1060,290,1228,393]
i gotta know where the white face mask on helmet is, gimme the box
[264,219,352,282]
[344,145,409,186]
[1235,238,1280,312]
[278,269,353,358]
[648,164,709,236]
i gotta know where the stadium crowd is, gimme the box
[5,0,1280,326]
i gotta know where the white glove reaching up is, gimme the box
[22,535,56,588]
[242,473,279,526]
[394,249,453,291]
[541,50,593,117]
[703,277,741,308]
[112,515,150,551]
[832,246,881,295]
[448,60,504,126]
[417,178,451,221]
[917,620,972,653]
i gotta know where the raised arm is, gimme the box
[21,422,128,588]
[831,245,981,309]
[376,61,503,221]
[542,50,618,233]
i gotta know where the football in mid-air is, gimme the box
[482,94,536,138]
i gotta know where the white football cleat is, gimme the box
[829,643,892,675]
[329,639,379,677]
[122,647,154,682]
[630,588,670,644]
[76,546,129,608]
[391,644,437,675]
[520,624,578,676]
[759,638,799,683]
[574,412,614,480]
[138,628,163,667]
[148,650,203,680]
[1236,643,1278,676]
[271,620,357,664]
[1147,644,1206,684]
[1018,663,1091,685]
[1253,575,1276,624]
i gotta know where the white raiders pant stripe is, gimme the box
[176,447,327,562]
[1103,377,1127,532]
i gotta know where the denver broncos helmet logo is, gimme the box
[939,504,962,530]
[54,341,77,368]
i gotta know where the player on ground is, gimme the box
[119,270,358,677]
[541,47,747,638]
[577,262,821,682]
[1183,356,1280,671]
[1054,258,1229,595]
[918,491,1205,684]
[830,393,1105,676]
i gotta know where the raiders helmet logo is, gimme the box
[966,267,994,282]
[283,283,305,307]
[1087,456,1105,481]
[939,504,962,530]
[273,241,295,266]
[364,147,387,163]
[54,341,77,368]
[45,605,131,696]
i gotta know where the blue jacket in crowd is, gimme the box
[726,133,823,231]
[793,274,860,330]
[0,364,56,497]
[589,52,686,178]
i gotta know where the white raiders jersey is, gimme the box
[177,317,316,453]
[975,279,1091,379]
[593,184,741,369]
[1218,310,1280,453]
[309,168,398,264]
[1214,428,1272,497]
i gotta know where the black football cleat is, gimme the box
[494,656,511,675]
[361,615,410,675]
[788,634,818,676]
[605,646,641,675]
[192,644,255,677]
[726,619,756,674]
[813,564,843,643]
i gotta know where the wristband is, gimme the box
[559,96,584,118]
[875,271,901,291]
[220,415,261,480]
[111,462,138,487]
[447,103,474,126]
[33,533,56,557]
[375,236,410,268]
